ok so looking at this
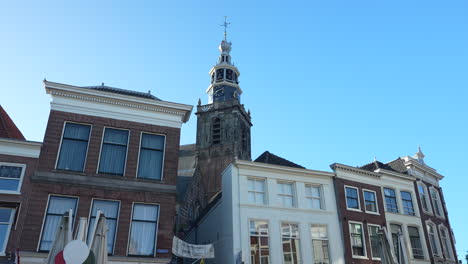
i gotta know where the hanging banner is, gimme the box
[172,236,215,259]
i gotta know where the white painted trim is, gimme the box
[399,189,417,217]
[235,159,334,178]
[247,218,271,263]
[277,181,297,208]
[126,202,161,257]
[246,177,268,206]
[304,184,325,210]
[279,221,303,264]
[0,138,41,158]
[344,185,361,212]
[366,224,382,260]
[0,207,16,255]
[417,182,433,214]
[88,198,121,255]
[362,189,379,215]
[136,132,166,181]
[382,186,399,214]
[437,224,455,261]
[37,194,79,252]
[96,126,131,176]
[406,224,427,261]
[426,220,442,258]
[348,221,368,259]
[429,187,444,219]
[54,121,92,172]
[0,162,26,194]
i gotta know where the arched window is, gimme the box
[212,118,221,145]
[216,69,224,81]
[226,69,233,81]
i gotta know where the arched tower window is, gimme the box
[216,69,224,81]
[226,69,233,81]
[212,118,221,145]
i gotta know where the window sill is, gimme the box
[352,255,368,259]
[0,191,21,195]
[346,208,362,212]
[365,211,379,215]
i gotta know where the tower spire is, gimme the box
[221,16,230,41]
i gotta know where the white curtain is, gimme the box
[40,197,77,251]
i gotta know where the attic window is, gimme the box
[212,118,221,145]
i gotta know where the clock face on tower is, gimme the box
[213,87,224,97]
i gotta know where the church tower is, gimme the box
[194,30,252,200]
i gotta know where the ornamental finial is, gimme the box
[221,16,230,41]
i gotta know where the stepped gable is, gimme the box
[254,151,305,169]
[0,105,25,140]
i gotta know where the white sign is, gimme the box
[172,236,215,259]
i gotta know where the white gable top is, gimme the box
[44,80,193,128]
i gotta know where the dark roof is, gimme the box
[254,151,305,169]
[360,159,408,174]
[84,85,161,100]
[0,105,25,140]
[360,160,398,172]
[386,158,408,174]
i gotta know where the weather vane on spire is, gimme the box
[221,16,230,41]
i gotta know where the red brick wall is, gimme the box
[0,154,38,257]
[37,110,180,185]
[413,180,457,263]
[21,110,181,258]
[334,178,386,264]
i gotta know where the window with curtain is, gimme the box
[305,185,322,210]
[311,224,330,264]
[350,222,365,257]
[128,204,159,256]
[408,226,424,259]
[98,128,129,175]
[247,178,266,205]
[57,123,91,172]
[137,133,165,180]
[418,183,430,212]
[0,208,16,255]
[401,191,415,216]
[439,227,453,260]
[345,187,359,210]
[368,225,381,259]
[427,223,440,256]
[249,220,270,264]
[87,200,119,254]
[39,196,78,251]
[0,164,24,193]
[430,188,443,217]
[390,224,402,263]
[384,188,399,213]
[281,223,301,264]
[363,190,377,213]
[278,182,295,208]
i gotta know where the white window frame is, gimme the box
[247,178,267,205]
[96,126,130,176]
[87,198,121,255]
[407,225,425,260]
[426,221,442,258]
[280,222,302,264]
[305,184,323,210]
[55,121,92,172]
[349,221,367,259]
[417,182,432,214]
[400,190,416,216]
[383,187,399,213]
[367,224,381,260]
[248,219,271,264]
[344,186,361,212]
[37,194,79,252]
[0,207,16,256]
[0,162,26,194]
[429,187,444,219]
[277,181,296,208]
[362,189,379,215]
[310,223,331,264]
[438,225,454,261]
[126,202,160,257]
[136,132,166,181]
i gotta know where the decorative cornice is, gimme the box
[403,157,444,179]
[0,138,42,158]
[235,159,334,178]
[330,163,381,178]
[44,81,193,123]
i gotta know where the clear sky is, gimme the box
[1,0,467,260]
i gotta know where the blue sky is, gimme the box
[1,0,467,259]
